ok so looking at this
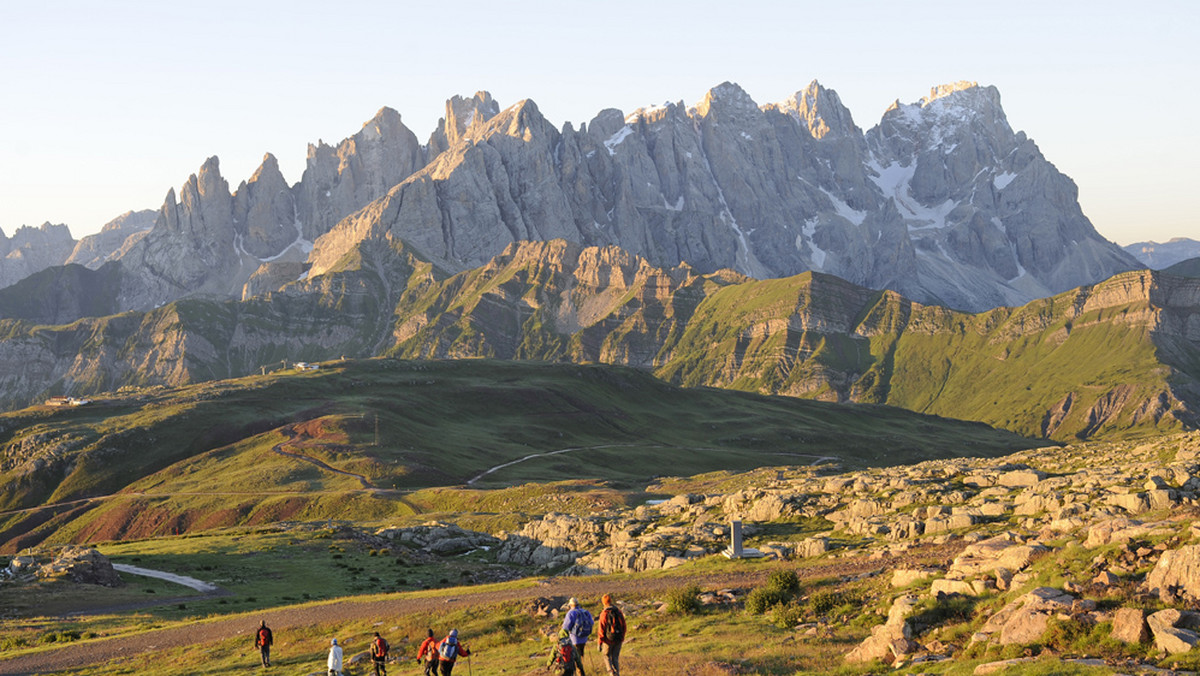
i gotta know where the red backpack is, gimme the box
[372,636,389,658]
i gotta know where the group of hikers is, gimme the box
[252,594,626,675]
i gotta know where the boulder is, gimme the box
[892,568,937,588]
[1145,544,1200,603]
[845,595,920,664]
[1110,607,1149,644]
[979,587,1074,645]
[1084,518,1151,547]
[949,535,1046,577]
[1147,609,1200,654]
[997,469,1046,487]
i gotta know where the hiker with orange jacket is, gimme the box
[416,628,439,676]
[436,629,470,676]
[597,594,627,676]
[254,620,273,668]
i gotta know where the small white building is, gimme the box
[294,362,320,371]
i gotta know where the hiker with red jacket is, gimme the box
[597,594,626,676]
[254,620,273,668]
[561,597,594,676]
[416,628,439,676]
[436,628,470,676]
[370,631,390,676]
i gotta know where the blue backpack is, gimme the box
[439,637,458,660]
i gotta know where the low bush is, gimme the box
[766,570,800,597]
[666,583,703,615]
[770,600,805,629]
[745,586,791,614]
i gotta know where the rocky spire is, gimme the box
[294,107,423,240]
[232,153,297,259]
[427,91,500,159]
[774,80,861,140]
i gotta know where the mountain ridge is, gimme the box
[0,80,1142,315]
[0,239,1194,442]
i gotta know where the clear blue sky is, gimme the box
[1,0,1195,245]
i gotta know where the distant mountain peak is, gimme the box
[693,81,758,118]
[921,80,981,105]
[774,80,859,140]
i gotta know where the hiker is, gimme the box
[327,637,343,676]
[436,628,470,676]
[545,627,581,675]
[597,594,626,676]
[254,620,273,668]
[561,597,594,676]
[370,631,390,676]
[416,628,439,676]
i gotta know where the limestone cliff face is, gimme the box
[307,81,1137,312]
[295,107,424,241]
[3,80,1143,317]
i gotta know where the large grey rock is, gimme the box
[1147,609,1200,654]
[1145,544,1200,602]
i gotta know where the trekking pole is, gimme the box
[467,653,473,676]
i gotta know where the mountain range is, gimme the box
[1,81,1140,316]
[0,80,1194,442]
[1126,237,1200,270]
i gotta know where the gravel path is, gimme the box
[110,564,220,593]
[0,545,961,676]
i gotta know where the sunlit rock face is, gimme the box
[0,81,1141,314]
[309,81,1139,312]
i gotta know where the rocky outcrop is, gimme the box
[4,545,123,587]
[376,522,498,555]
[845,594,920,664]
[0,223,76,289]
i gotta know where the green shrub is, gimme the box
[666,583,703,615]
[770,600,805,629]
[745,586,790,614]
[766,569,801,596]
[808,589,843,615]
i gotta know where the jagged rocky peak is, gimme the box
[233,153,298,259]
[247,152,285,183]
[623,100,684,125]
[295,105,423,240]
[428,91,500,157]
[772,80,861,140]
[1,222,74,250]
[692,81,761,120]
[160,156,233,240]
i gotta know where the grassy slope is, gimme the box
[0,358,1036,551]
[655,271,1184,440]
